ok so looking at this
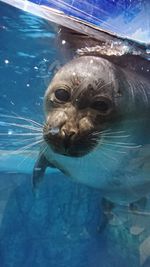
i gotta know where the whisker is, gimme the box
[0,114,43,128]
[102,147,127,154]
[0,121,42,132]
[102,141,137,145]
[0,133,43,136]
[17,149,37,168]
[18,141,47,168]
[11,139,44,155]
[0,149,37,156]
[0,137,42,150]
[93,129,112,134]
[0,138,43,156]
[101,141,141,149]
[102,135,130,139]
[12,136,43,145]
[90,136,132,144]
[92,130,126,136]
[92,133,130,140]
[38,143,48,159]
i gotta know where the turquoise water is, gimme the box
[0,3,104,267]
[0,2,150,267]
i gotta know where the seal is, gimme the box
[32,53,150,204]
[32,27,150,204]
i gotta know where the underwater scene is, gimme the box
[0,0,150,267]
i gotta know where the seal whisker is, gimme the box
[11,139,44,155]
[90,135,132,144]
[92,138,138,152]
[100,139,135,145]
[16,149,38,168]
[102,141,138,145]
[0,114,43,128]
[8,136,43,145]
[0,133,43,136]
[102,131,127,135]
[36,140,48,158]
[12,113,43,127]
[93,129,114,134]
[0,121,42,132]
[96,134,131,140]
[92,130,127,136]
[102,135,130,139]
[17,143,47,169]
[39,144,47,158]
[102,147,127,154]
[91,131,131,140]
[0,139,43,156]
[101,141,141,149]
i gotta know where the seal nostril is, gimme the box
[61,128,77,140]
[61,128,77,150]
[70,131,76,138]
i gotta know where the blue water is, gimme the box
[0,2,150,267]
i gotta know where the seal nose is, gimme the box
[61,127,77,140]
[60,124,78,143]
[61,127,77,150]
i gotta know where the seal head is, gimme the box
[43,56,129,157]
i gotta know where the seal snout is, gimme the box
[43,121,78,153]
[43,120,78,139]
[43,118,97,157]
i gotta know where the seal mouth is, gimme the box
[43,128,99,157]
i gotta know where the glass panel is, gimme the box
[1,0,150,42]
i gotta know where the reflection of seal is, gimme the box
[33,53,150,204]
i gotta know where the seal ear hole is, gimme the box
[54,89,70,102]
[91,98,112,113]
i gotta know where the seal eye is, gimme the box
[91,98,112,113]
[55,89,70,102]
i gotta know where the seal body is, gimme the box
[40,55,150,204]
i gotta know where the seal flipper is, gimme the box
[32,153,55,192]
